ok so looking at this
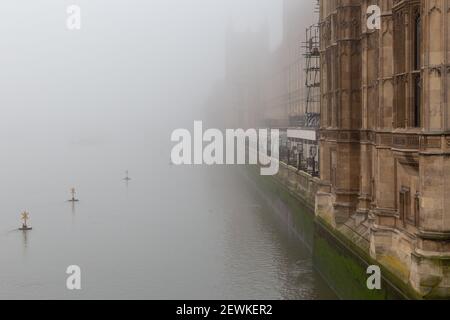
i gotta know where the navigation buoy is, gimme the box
[123,171,131,181]
[19,211,32,231]
[68,188,79,202]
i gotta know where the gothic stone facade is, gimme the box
[318,0,450,298]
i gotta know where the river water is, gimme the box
[0,0,339,300]
[0,114,336,299]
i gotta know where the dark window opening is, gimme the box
[399,187,411,227]
[414,192,420,227]
[413,74,422,128]
[414,13,421,71]
[412,11,422,128]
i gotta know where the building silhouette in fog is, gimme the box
[206,23,269,129]
[264,0,310,128]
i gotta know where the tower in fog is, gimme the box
[224,23,270,128]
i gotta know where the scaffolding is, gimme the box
[302,0,320,118]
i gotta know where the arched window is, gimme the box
[414,192,421,227]
[393,5,422,129]
[413,11,422,128]
[413,73,422,128]
[414,13,421,71]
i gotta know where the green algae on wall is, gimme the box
[313,222,407,300]
[243,166,414,299]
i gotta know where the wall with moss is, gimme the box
[243,166,413,300]
[314,221,407,300]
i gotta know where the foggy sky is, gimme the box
[0,0,315,143]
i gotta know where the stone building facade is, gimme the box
[317,0,450,298]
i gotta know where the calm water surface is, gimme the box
[0,118,336,299]
[0,0,335,300]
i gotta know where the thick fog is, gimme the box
[0,0,318,215]
[0,0,315,131]
[0,0,325,300]
[0,0,316,225]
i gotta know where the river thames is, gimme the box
[0,118,335,299]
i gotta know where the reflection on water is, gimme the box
[0,0,333,300]
[21,230,29,251]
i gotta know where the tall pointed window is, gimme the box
[414,192,421,227]
[414,15,421,69]
[412,11,422,128]
[399,187,411,227]
[393,4,422,129]
[393,10,406,128]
